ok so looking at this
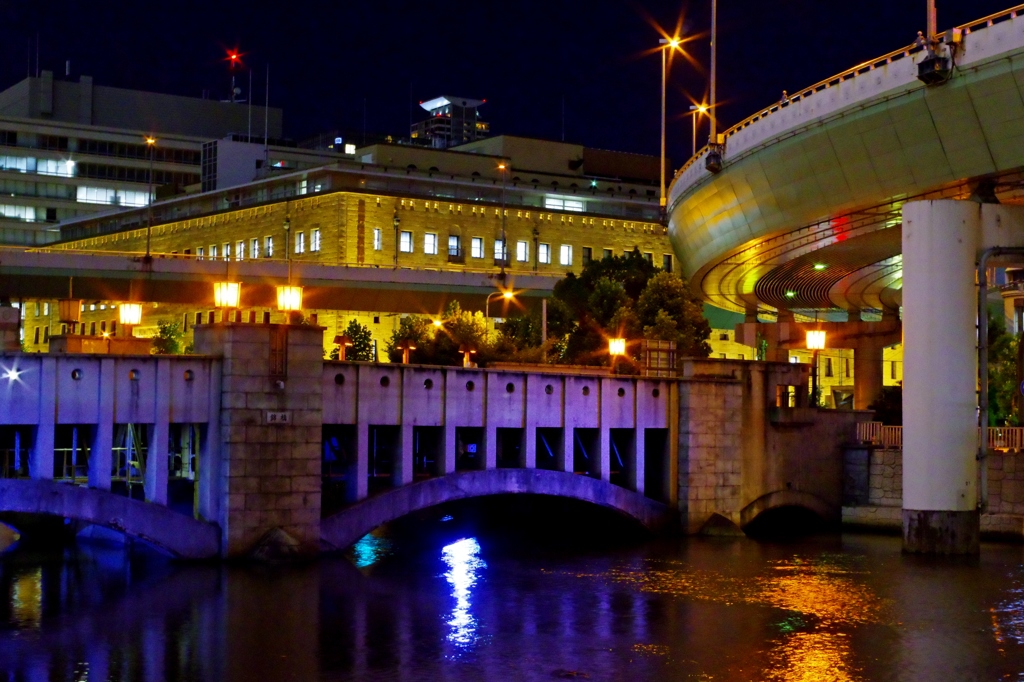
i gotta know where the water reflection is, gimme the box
[10,567,42,628]
[763,631,858,682]
[349,532,394,569]
[441,537,485,650]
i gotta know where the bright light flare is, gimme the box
[443,538,486,649]
[2,365,22,383]
[609,338,627,356]
[276,285,303,312]
[806,330,826,350]
[119,303,142,326]
[214,281,241,308]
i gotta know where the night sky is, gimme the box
[0,1,1014,166]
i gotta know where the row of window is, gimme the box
[0,155,199,187]
[195,229,322,260]
[389,228,673,269]
[0,130,201,165]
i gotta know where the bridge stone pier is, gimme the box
[0,323,869,559]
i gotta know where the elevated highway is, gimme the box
[668,4,1024,317]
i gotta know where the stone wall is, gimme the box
[194,323,324,558]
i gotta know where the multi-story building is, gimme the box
[411,96,489,148]
[0,71,282,244]
[31,135,667,354]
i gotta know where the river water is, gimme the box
[2,501,1024,681]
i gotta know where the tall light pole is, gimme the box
[145,136,156,258]
[658,37,680,209]
[498,161,508,278]
[927,0,937,42]
[709,0,717,143]
[485,290,513,340]
[689,104,707,157]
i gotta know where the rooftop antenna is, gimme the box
[247,68,252,142]
[709,0,717,143]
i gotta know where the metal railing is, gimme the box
[856,421,1024,450]
[673,3,1024,181]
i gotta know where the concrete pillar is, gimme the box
[142,624,165,682]
[524,426,537,469]
[355,420,369,499]
[29,358,55,480]
[196,360,222,523]
[145,359,170,505]
[88,358,115,491]
[562,428,574,473]
[442,422,457,475]
[397,422,414,485]
[901,200,979,554]
[597,429,611,481]
[853,338,885,411]
[632,428,646,495]
[484,426,497,469]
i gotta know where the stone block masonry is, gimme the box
[194,323,324,558]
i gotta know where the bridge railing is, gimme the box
[672,3,1024,182]
[856,422,1024,450]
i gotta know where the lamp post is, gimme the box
[689,104,707,158]
[498,161,508,277]
[145,136,156,258]
[609,337,627,374]
[485,290,514,340]
[806,329,826,407]
[658,37,680,209]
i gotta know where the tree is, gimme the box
[383,302,489,366]
[988,308,1020,426]
[636,272,712,357]
[331,319,374,361]
[152,320,184,354]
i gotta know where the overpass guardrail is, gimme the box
[856,421,1024,450]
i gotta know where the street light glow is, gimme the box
[119,303,143,326]
[276,285,303,311]
[214,282,241,308]
[609,338,627,356]
[502,291,513,300]
[806,330,826,350]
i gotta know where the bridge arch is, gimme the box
[739,490,837,531]
[0,480,220,559]
[320,469,676,551]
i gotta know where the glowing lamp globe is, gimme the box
[806,330,826,350]
[214,282,241,309]
[276,285,303,312]
[119,303,143,326]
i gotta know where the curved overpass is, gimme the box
[668,5,1024,316]
[0,479,220,558]
[320,469,676,551]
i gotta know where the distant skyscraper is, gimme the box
[411,96,488,149]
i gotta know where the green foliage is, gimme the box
[342,319,374,361]
[152,320,184,355]
[988,309,1020,426]
[502,249,711,367]
[384,302,489,366]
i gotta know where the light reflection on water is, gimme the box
[441,537,485,650]
[349,532,394,569]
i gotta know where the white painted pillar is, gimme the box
[89,358,115,491]
[597,429,611,481]
[442,422,457,474]
[484,426,497,469]
[145,359,171,505]
[901,200,979,553]
[29,358,56,480]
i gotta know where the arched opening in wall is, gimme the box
[413,426,443,480]
[342,494,653,568]
[643,428,671,503]
[323,424,358,514]
[742,505,830,539]
[0,425,32,479]
[455,427,484,471]
[367,425,399,495]
[572,428,599,478]
[496,428,524,468]
[535,428,563,471]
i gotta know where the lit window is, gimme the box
[471,237,484,259]
[516,240,529,262]
[0,156,31,173]
[237,240,245,260]
[400,231,413,253]
[344,143,356,154]
[295,231,305,255]
[223,243,231,261]
[544,195,585,212]
[42,302,49,316]
[559,244,573,266]
[76,186,115,205]
[448,235,461,256]
[297,180,307,195]
[373,228,382,251]
[538,243,551,264]
[603,248,612,260]
[37,158,75,177]
[424,233,438,255]
[494,239,507,261]
[311,228,321,252]
[0,204,35,221]
[117,189,149,207]
[210,244,218,259]
[264,236,274,257]
[251,237,260,259]
[197,246,205,260]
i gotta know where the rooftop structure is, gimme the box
[412,96,489,149]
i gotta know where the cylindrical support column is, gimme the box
[901,200,980,553]
[853,338,885,411]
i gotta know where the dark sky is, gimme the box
[0,1,1013,166]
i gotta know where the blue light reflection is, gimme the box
[350,533,394,569]
[442,537,486,650]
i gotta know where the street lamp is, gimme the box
[689,104,707,158]
[658,37,681,209]
[806,329,826,407]
[485,290,514,339]
[497,161,509,277]
[145,136,156,258]
[609,337,627,373]
[213,282,241,309]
